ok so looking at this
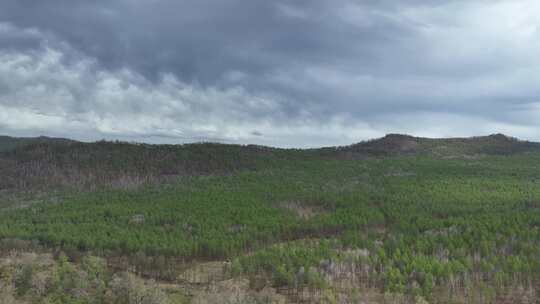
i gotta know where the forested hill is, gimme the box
[2,133,540,303]
[331,133,540,157]
[0,135,74,153]
[1,133,539,192]
[3,132,538,156]
[0,139,286,192]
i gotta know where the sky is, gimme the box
[1,0,540,148]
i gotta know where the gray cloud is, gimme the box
[1,1,540,147]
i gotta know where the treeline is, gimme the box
[0,140,307,193]
[3,133,538,194]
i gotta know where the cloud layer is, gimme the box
[1,1,540,147]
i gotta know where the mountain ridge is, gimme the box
[0,132,537,153]
[334,133,540,157]
[1,132,539,193]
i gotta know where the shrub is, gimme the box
[13,264,33,296]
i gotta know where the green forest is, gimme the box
[0,134,539,303]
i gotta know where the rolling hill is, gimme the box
[335,133,540,157]
[1,134,540,303]
[0,135,75,153]
[1,133,539,193]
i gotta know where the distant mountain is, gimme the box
[2,133,538,157]
[334,133,540,157]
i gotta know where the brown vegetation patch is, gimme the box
[228,224,246,234]
[343,134,420,156]
[191,278,287,304]
[278,201,330,220]
[384,169,416,177]
[177,261,227,285]
[129,214,145,225]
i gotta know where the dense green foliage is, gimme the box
[1,134,540,302]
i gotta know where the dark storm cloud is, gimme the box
[1,0,540,147]
[1,1,325,80]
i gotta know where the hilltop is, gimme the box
[335,133,540,157]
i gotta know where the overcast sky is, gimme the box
[1,1,540,147]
